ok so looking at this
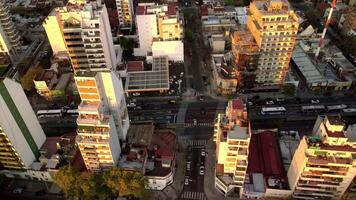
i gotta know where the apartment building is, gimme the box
[230,0,298,90]
[75,71,129,171]
[247,0,298,87]
[288,115,356,200]
[43,0,117,72]
[214,98,250,197]
[115,0,134,30]
[0,78,46,170]
[231,30,260,89]
[134,3,183,61]
[0,0,21,62]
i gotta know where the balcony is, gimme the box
[77,137,110,145]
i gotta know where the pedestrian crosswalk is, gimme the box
[181,191,206,200]
[184,122,214,127]
[180,139,207,146]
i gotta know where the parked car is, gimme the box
[200,166,205,175]
[186,162,191,171]
[266,101,274,105]
[184,176,189,185]
[127,103,136,108]
[201,150,206,156]
[311,99,320,104]
[132,92,140,96]
[13,188,23,194]
[168,100,176,104]
[276,98,285,102]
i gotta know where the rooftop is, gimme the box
[232,97,244,110]
[254,0,291,14]
[247,130,289,189]
[127,122,155,147]
[125,56,169,92]
[292,43,327,84]
[229,126,249,140]
[127,61,144,72]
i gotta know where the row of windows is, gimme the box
[261,52,291,57]
[262,56,289,61]
[262,31,297,36]
[262,16,289,22]
[262,42,294,47]
[263,24,296,30]
[263,37,294,42]
[261,47,293,51]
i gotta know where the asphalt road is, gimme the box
[183,6,206,93]
[248,96,356,119]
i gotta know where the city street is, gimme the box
[181,146,206,200]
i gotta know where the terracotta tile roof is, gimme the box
[200,5,209,16]
[247,131,285,179]
[232,98,243,109]
[127,61,144,72]
[136,6,146,15]
[167,3,177,16]
[149,130,176,159]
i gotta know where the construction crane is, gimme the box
[314,0,337,59]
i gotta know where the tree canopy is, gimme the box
[185,28,194,42]
[54,166,148,199]
[282,83,296,96]
[53,165,82,200]
[103,167,148,199]
[20,66,44,91]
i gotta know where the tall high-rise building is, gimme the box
[0,78,46,170]
[75,71,129,171]
[115,0,134,30]
[134,3,183,57]
[214,97,250,196]
[43,0,117,72]
[0,0,21,62]
[233,0,298,89]
[288,115,356,199]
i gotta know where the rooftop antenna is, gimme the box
[314,0,337,59]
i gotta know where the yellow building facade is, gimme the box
[246,0,298,86]
[214,98,250,196]
[288,115,356,200]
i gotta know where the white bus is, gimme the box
[326,104,347,112]
[37,109,62,118]
[261,107,286,115]
[65,109,79,117]
[343,108,356,113]
[301,105,326,113]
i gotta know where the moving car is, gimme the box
[200,166,205,175]
[311,99,320,104]
[266,101,274,105]
[201,150,206,156]
[184,176,189,185]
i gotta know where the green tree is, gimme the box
[224,0,235,6]
[305,8,323,31]
[20,66,44,91]
[282,83,296,96]
[183,10,192,19]
[53,165,83,200]
[185,28,194,42]
[119,37,135,58]
[81,172,109,200]
[340,35,356,56]
[103,167,148,199]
